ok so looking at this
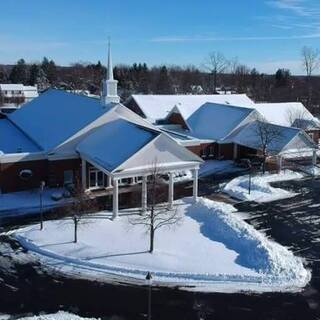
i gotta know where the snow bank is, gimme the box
[223,170,303,203]
[0,311,99,319]
[187,197,310,287]
[12,197,310,293]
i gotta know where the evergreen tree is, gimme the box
[41,57,57,84]
[9,59,28,84]
[0,67,7,82]
[29,64,40,85]
[156,66,172,94]
[275,68,291,87]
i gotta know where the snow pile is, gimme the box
[187,197,310,287]
[223,170,303,203]
[12,197,310,292]
[199,160,243,177]
[0,311,99,319]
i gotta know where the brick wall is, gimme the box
[0,158,81,193]
[0,160,48,193]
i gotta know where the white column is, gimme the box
[233,143,238,160]
[192,168,199,202]
[313,149,317,166]
[141,176,147,213]
[168,172,174,209]
[81,159,86,190]
[277,155,283,173]
[112,178,119,219]
[107,175,112,188]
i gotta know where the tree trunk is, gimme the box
[149,226,154,253]
[213,71,217,93]
[149,207,154,253]
[262,154,266,174]
[74,216,78,243]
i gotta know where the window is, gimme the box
[64,170,74,185]
[88,168,105,189]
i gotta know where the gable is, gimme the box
[116,133,202,173]
[77,119,158,172]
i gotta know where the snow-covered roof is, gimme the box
[0,119,41,154]
[9,89,110,152]
[129,94,255,122]
[77,119,159,172]
[0,84,24,91]
[23,86,38,98]
[77,118,202,176]
[224,120,315,154]
[253,102,319,127]
[188,102,257,141]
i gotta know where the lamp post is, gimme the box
[146,271,153,320]
[39,181,45,230]
[246,160,252,195]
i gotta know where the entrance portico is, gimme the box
[77,117,203,219]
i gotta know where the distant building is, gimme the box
[0,84,39,106]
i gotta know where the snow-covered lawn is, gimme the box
[0,188,71,217]
[199,160,244,177]
[12,197,310,293]
[0,311,98,320]
[223,170,304,203]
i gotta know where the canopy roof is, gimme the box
[224,120,316,154]
[77,119,159,172]
[77,118,202,177]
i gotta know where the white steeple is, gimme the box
[101,40,120,105]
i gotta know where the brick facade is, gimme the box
[0,158,81,193]
[0,160,48,193]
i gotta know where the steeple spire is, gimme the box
[101,39,120,106]
[107,38,114,80]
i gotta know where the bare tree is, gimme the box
[129,162,182,253]
[302,46,320,77]
[301,46,320,107]
[66,177,98,243]
[253,118,283,174]
[203,52,229,93]
[286,107,308,127]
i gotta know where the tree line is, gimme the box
[1,46,320,113]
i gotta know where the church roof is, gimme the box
[129,94,255,122]
[9,89,109,152]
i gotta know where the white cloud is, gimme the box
[266,0,320,17]
[151,33,320,43]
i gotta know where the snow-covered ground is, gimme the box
[199,160,244,177]
[0,311,99,320]
[223,170,304,203]
[0,188,71,217]
[12,197,310,293]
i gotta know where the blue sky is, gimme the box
[1,0,320,74]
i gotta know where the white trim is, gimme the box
[0,152,45,163]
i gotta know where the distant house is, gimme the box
[0,84,38,106]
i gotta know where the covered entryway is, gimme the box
[76,118,202,219]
